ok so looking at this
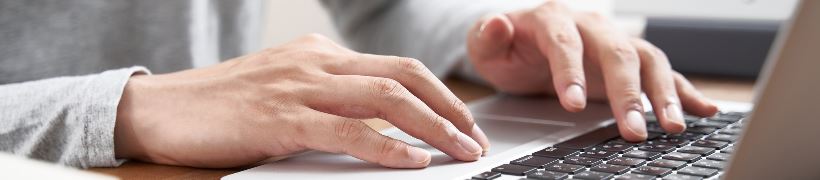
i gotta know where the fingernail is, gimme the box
[477,14,502,39]
[477,18,491,39]
[408,147,431,164]
[565,84,586,108]
[665,103,685,127]
[626,110,648,138]
[470,124,491,155]
[457,132,483,156]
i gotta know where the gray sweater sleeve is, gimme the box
[320,0,542,81]
[0,66,149,168]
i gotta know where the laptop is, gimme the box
[224,1,820,179]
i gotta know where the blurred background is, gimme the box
[259,0,798,78]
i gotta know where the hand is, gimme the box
[113,34,490,168]
[466,1,718,141]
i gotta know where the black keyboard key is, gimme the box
[608,139,642,146]
[651,138,690,147]
[580,150,618,160]
[526,170,568,180]
[684,115,704,122]
[647,123,666,133]
[492,164,535,176]
[563,156,603,166]
[590,164,630,174]
[534,147,579,159]
[722,111,747,117]
[718,128,742,135]
[573,170,614,180]
[693,159,726,170]
[662,133,705,141]
[624,150,662,160]
[707,134,738,142]
[632,166,673,177]
[647,132,663,140]
[512,155,558,168]
[647,159,687,169]
[709,116,742,123]
[677,146,715,155]
[544,163,585,174]
[472,171,501,180]
[690,121,730,128]
[555,125,620,150]
[707,153,731,161]
[638,143,676,153]
[692,140,728,149]
[615,173,655,180]
[663,152,701,162]
[721,146,736,153]
[677,166,719,177]
[663,174,704,180]
[607,157,646,167]
[644,112,659,122]
[596,143,632,153]
[686,126,718,134]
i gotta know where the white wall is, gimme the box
[261,0,343,49]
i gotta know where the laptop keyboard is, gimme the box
[472,111,748,180]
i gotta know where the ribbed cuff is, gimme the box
[80,66,150,168]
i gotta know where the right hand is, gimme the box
[465,1,718,141]
[113,34,490,169]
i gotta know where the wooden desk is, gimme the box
[88,76,755,179]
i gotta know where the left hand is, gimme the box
[466,0,718,141]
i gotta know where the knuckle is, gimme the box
[552,31,583,51]
[284,49,335,63]
[619,86,644,105]
[396,57,429,77]
[334,120,368,143]
[369,78,407,103]
[448,99,474,126]
[378,139,403,160]
[539,0,567,11]
[608,42,640,65]
[302,33,330,42]
[429,115,454,137]
[646,46,667,59]
[633,39,667,59]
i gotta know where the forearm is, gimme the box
[0,67,149,168]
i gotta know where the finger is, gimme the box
[324,54,490,153]
[299,109,431,168]
[304,75,483,161]
[632,39,686,134]
[467,13,515,61]
[574,12,646,141]
[531,1,587,112]
[673,72,720,117]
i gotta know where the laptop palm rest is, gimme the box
[224,95,616,179]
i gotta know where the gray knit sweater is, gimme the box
[0,0,539,168]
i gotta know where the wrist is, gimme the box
[114,74,151,160]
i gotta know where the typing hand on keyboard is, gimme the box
[465,0,720,142]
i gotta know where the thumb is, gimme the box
[468,13,515,61]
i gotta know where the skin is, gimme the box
[466,1,718,142]
[114,0,719,169]
[115,34,487,168]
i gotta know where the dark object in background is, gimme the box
[645,17,782,79]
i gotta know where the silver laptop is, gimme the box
[224,1,820,179]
